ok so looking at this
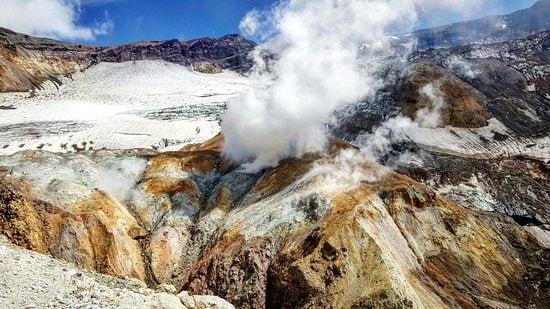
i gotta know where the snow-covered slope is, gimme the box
[0,60,249,155]
[407,118,550,161]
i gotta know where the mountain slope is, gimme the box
[0,27,94,92]
[407,0,550,49]
[414,31,550,137]
[335,31,550,140]
[332,31,550,231]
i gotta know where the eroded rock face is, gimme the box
[0,180,147,281]
[0,137,548,308]
[0,28,92,92]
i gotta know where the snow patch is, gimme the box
[0,60,249,155]
[436,174,499,212]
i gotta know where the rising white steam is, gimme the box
[98,158,147,202]
[357,116,417,160]
[305,148,390,192]
[222,0,487,171]
[416,82,447,128]
[356,82,448,163]
[447,56,480,79]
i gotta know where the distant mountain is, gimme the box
[96,35,256,73]
[407,0,550,49]
[0,27,256,92]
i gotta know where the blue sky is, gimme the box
[0,0,540,46]
[77,0,274,45]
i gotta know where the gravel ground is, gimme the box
[0,237,232,308]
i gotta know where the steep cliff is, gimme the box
[0,27,93,92]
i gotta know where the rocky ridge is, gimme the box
[0,27,256,92]
[97,35,256,73]
[406,0,550,49]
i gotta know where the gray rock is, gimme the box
[178,292,235,309]
[158,284,178,294]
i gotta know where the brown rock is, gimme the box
[0,180,52,253]
[0,180,147,281]
[186,234,273,309]
[192,62,223,74]
[1,137,547,308]
[397,61,491,128]
[146,151,219,178]
[148,225,191,284]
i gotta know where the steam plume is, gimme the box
[222,0,487,171]
[416,82,447,128]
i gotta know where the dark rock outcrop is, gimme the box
[96,34,256,73]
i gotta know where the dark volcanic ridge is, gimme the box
[404,0,550,49]
[0,28,256,92]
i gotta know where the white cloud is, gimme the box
[0,0,113,40]
[92,10,114,36]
